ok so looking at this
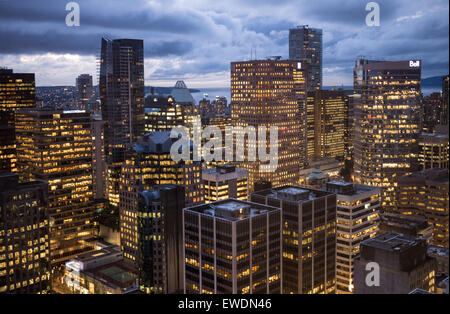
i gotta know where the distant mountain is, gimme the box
[422,75,447,88]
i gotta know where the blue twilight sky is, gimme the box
[0,0,448,88]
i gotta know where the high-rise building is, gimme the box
[144,95,185,133]
[144,82,201,140]
[325,181,381,294]
[15,108,97,264]
[422,92,442,133]
[75,74,95,110]
[119,132,203,263]
[202,114,233,168]
[344,93,358,158]
[251,186,337,294]
[418,132,449,170]
[138,185,185,294]
[354,232,437,294]
[378,212,433,244]
[183,199,282,294]
[0,68,36,173]
[231,59,307,190]
[92,113,106,200]
[100,38,145,208]
[441,75,449,126]
[396,168,449,248]
[289,26,322,91]
[306,90,346,162]
[353,59,422,210]
[0,173,50,294]
[203,164,248,203]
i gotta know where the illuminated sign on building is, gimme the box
[409,60,420,68]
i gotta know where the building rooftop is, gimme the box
[361,232,421,253]
[252,185,334,202]
[170,81,195,104]
[428,245,449,257]
[185,199,278,222]
[327,181,379,196]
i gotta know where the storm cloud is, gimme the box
[0,0,448,87]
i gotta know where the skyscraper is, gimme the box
[203,164,248,203]
[251,186,337,294]
[75,74,95,110]
[441,75,449,126]
[418,132,449,170]
[0,173,50,294]
[138,185,185,294]
[231,59,307,190]
[354,232,437,294]
[289,26,322,91]
[15,108,97,264]
[119,132,203,263]
[100,38,145,208]
[354,59,422,210]
[325,181,381,294]
[0,68,36,173]
[183,199,282,294]
[306,90,346,162]
[396,168,449,248]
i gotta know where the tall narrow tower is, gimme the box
[100,38,145,208]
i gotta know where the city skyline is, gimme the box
[0,0,448,88]
[0,0,448,298]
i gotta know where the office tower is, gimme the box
[15,108,97,264]
[0,68,36,173]
[379,212,433,244]
[396,168,449,248]
[144,95,185,133]
[306,90,346,162]
[144,83,200,139]
[354,232,437,294]
[119,132,203,263]
[202,114,233,168]
[170,81,202,140]
[0,173,50,294]
[203,165,248,203]
[100,38,145,208]
[183,199,281,294]
[64,244,138,294]
[418,132,449,170]
[289,25,322,91]
[325,181,381,294]
[423,92,442,133]
[231,59,307,190]
[75,74,94,110]
[251,186,337,294]
[138,185,185,294]
[353,59,422,210]
[198,97,211,119]
[344,93,359,157]
[442,75,449,126]
[92,113,106,200]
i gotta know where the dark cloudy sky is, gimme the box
[0,0,448,87]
